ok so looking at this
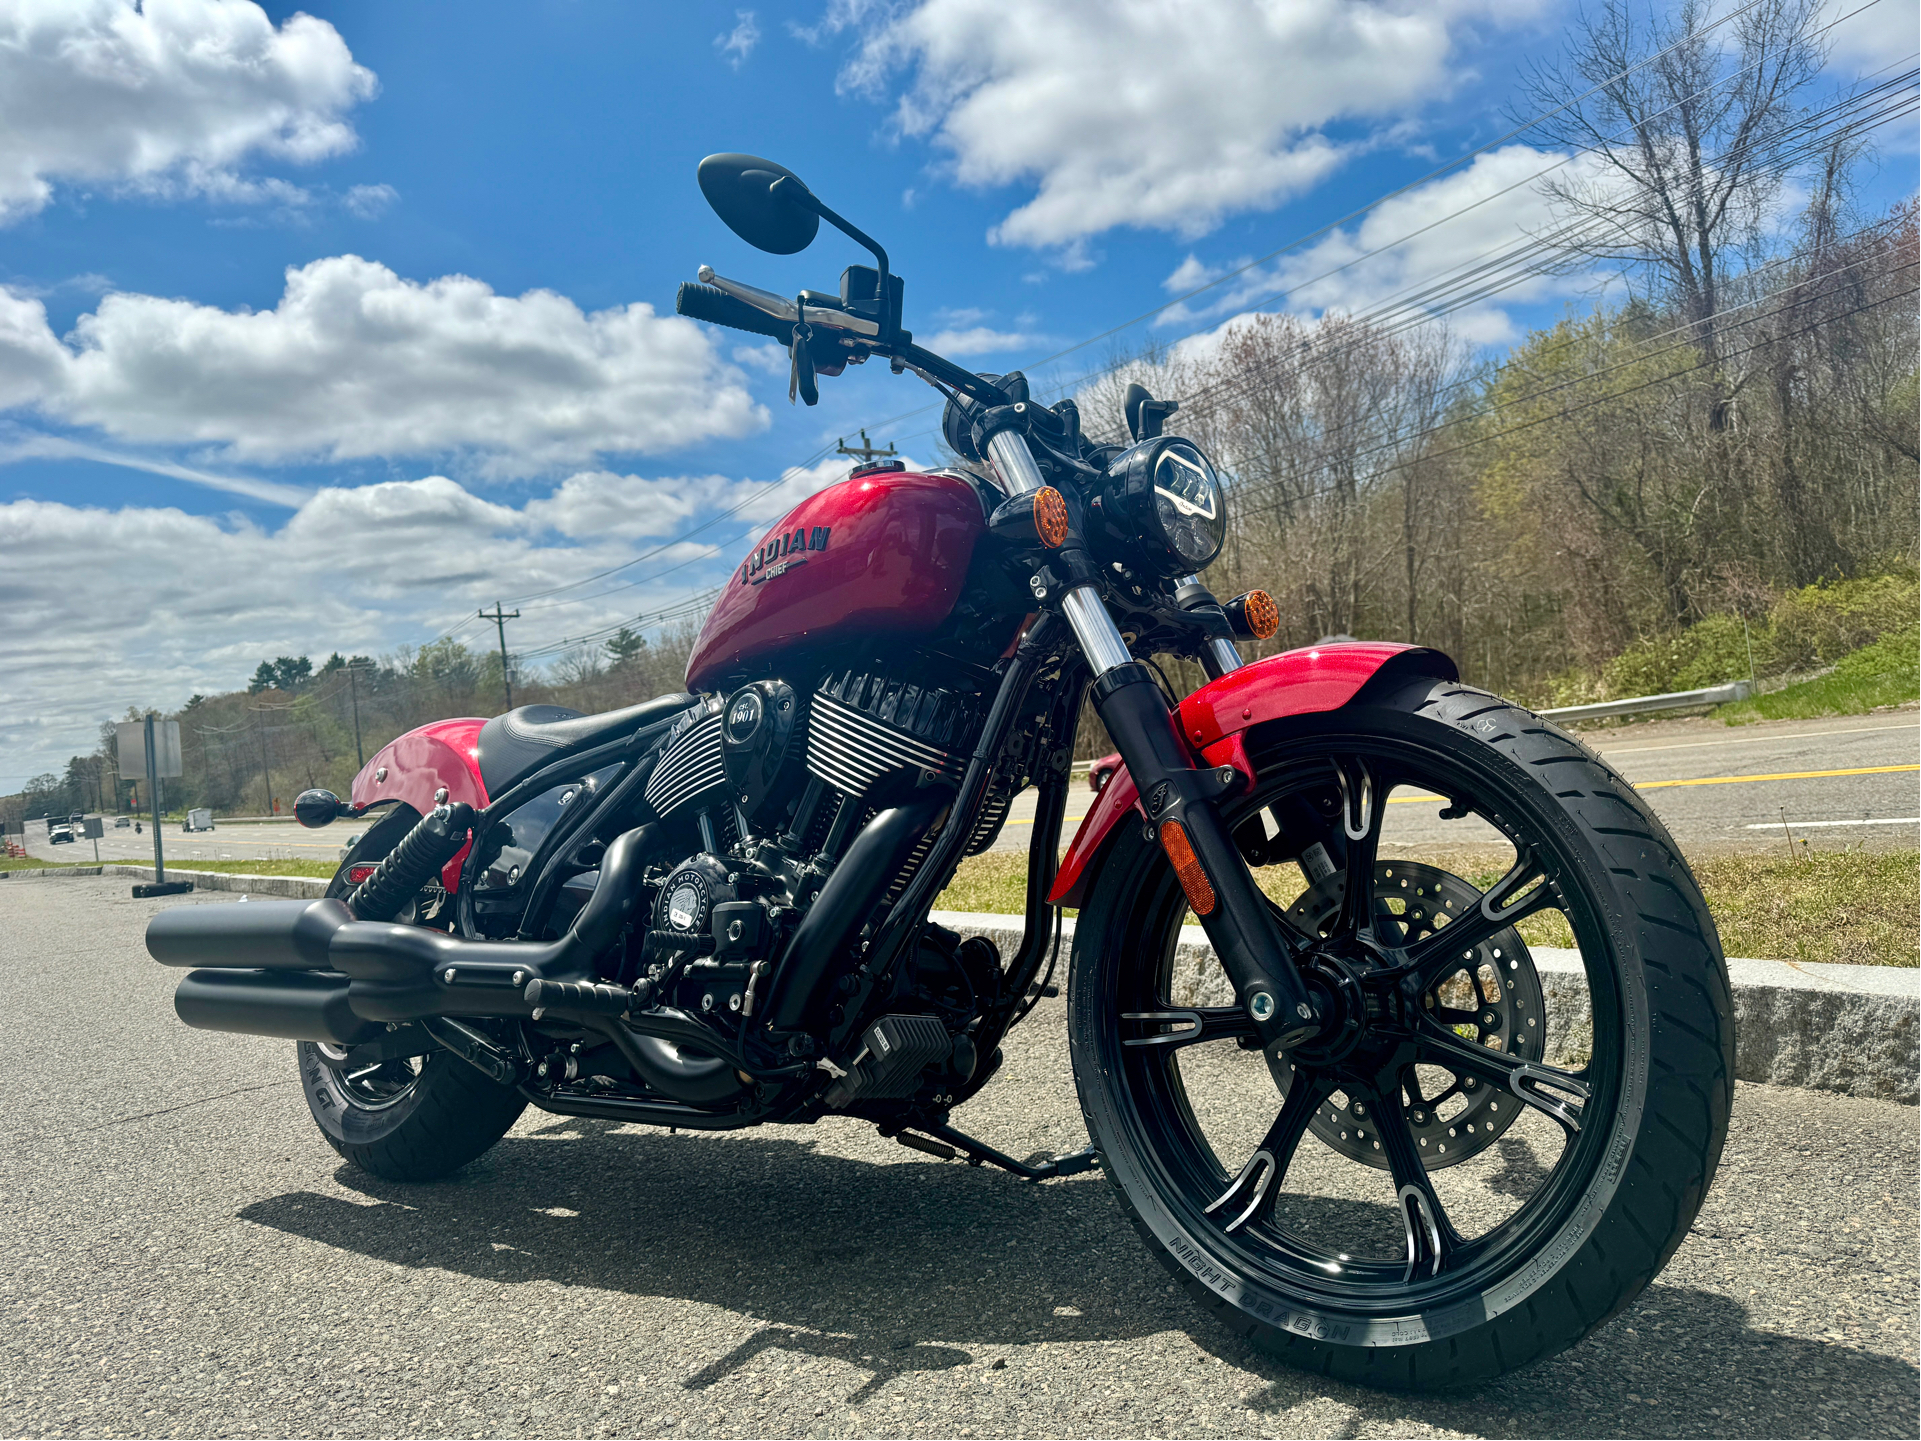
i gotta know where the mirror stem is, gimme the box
[770,176,895,339]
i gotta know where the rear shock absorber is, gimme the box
[346,801,476,921]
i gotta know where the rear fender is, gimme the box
[1048,643,1456,908]
[348,718,490,893]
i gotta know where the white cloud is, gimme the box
[1821,0,1919,74]
[0,450,939,777]
[343,182,397,218]
[0,460,863,775]
[715,9,762,68]
[1159,145,1606,345]
[0,0,376,223]
[0,255,768,476]
[920,325,1042,356]
[828,0,1537,249]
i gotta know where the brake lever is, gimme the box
[789,319,819,406]
[697,266,880,338]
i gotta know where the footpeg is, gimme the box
[824,1015,951,1107]
[523,977,651,1018]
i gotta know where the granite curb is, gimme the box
[0,864,329,899]
[5,870,1908,1102]
[931,910,1920,1104]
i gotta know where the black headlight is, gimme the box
[1094,435,1227,577]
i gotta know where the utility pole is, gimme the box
[835,429,897,465]
[480,603,520,711]
[254,708,274,817]
[145,712,164,881]
[347,662,365,768]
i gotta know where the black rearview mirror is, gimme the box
[697,153,821,255]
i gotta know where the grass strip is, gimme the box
[935,846,1919,967]
[0,855,336,879]
[1718,627,1919,724]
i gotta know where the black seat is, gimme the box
[476,693,697,798]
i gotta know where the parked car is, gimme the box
[47,821,74,844]
[1087,751,1122,795]
[114,815,130,829]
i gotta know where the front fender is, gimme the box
[349,717,490,893]
[1048,642,1456,908]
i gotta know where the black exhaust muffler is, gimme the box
[149,823,657,1031]
[173,968,380,1045]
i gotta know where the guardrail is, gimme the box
[1541,679,1752,723]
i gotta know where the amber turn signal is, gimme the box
[1227,589,1280,640]
[987,486,1072,549]
[1033,486,1070,548]
[1158,819,1217,916]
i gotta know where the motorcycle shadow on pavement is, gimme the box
[236,1120,1917,1436]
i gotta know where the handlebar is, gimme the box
[675,282,796,343]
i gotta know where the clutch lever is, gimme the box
[696,266,879,338]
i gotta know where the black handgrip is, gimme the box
[676,282,794,342]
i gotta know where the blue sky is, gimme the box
[0,0,1913,784]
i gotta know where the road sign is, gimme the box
[117,719,182,780]
[81,817,104,839]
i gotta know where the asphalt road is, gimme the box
[18,816,353,868]
[998,710,1920,856]
[3,875,1915,1439]
[15,710,1916,872]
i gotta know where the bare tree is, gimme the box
[1517,0,1829,393]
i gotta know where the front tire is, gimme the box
[1068,679,1733,1388]
[296,808,525,1182]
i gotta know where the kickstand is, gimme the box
[886,1120,1100,1181]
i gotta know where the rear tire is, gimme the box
[296,809,525,1182]
[1067,679,1733,1388]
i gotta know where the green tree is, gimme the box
[606,627,647,670]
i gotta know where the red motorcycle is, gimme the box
[147,154,1733,1388]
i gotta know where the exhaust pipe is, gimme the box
[173,968,381,1045]
[149,824,658,1026]
[151,822,751,1106]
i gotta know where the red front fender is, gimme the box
[1048,642,1456,908]
[348,717,490,893]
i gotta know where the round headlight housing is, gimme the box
[1096,436,1228,578]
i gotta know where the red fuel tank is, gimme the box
[685,467,986,692]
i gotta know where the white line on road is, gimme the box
[1743,817,1921,829]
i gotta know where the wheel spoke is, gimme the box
[1400,849,1556,985]
[1205,1070,1331,1234]
[1121,1007,1259,1050]
[1332,760,1385,941]
[1414,1019,1591,1135]
[1359,1074,1463,1280]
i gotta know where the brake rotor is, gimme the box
[1270,860,1547,1170]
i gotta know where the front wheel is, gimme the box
[296,808,525,1182]
[1068,679,1733,1388]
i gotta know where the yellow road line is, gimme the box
[1387,763,1921,804]
[1631,763,1919,790]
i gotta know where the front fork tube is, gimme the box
[982,427,1318,1048]
[1090,665,1319,1049]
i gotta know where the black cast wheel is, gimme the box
[295,807,525,1183]
[1068,678,1733,1389]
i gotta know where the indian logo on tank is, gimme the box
[741,525,831,585]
